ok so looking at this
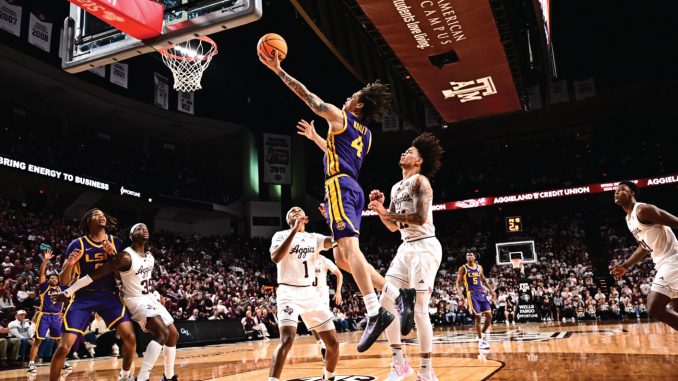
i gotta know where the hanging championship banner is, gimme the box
[178,91,194,115]
[0,0,22,37]
[110,62,129,88]
[27,12,52,52]
[154,73,169,110]
[263,134,291,185]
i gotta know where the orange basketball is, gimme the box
[257,33,287,61]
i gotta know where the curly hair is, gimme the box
[412,132,444,178]
[357,80,392,123]
[80,208,118,236]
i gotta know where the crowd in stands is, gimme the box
[0,192,668,368]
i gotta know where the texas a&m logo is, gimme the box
[442,76,497,103]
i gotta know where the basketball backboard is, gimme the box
[61,0,262,73]
[495,240,538,266]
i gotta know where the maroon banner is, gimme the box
[355,0,522,124]
[363,173,678,216]
[68,0,163,40]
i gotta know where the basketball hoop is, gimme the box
[510,258,523,270]
[159,36,218,92]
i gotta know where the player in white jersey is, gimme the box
[312,255,343,366]
[368,132,444,381]
[611,181,678,331]
[57,224,179,381]
[268,207,340,381]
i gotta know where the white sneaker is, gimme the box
[479,337,490,350]
[118,371,133,381]
[27,362,37,373]
[385,362,414,381]
[62,362,72,370]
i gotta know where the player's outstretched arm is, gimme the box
[258,51,342,125]
[297,119,327,152]
[38,249,53,284]
[637,203,678,229]
[369,176,432,226]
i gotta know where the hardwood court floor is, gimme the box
[3,321,677,380]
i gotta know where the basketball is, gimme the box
[257,33,287,61]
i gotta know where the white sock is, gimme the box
[325,370,335,379]
[364,293,380,317]
[391,347,405,366]
[137,340,163,381]
[419,357,432,375]
[268,378,279,381]
[163,345,176,378]
[120,369,131,378]
[383,282,401,302]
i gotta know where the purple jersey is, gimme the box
[323,111,372,181]
[65,234,123,292]
[38,282,67,313]
[463,264,484,294]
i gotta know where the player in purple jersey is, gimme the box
[27,249,66,373]
[260,50,414,354]
[49,209,136,381]
[456,252,496,350]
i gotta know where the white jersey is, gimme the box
[270,230,326,286]
[314,256,338,288]
[119,247,155,298]
[626,202,678,270]
[390,174,435,241]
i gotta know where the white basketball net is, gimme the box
[159,36,218,93]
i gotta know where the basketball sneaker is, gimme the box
[357,307,394,353]
[385,362,414,381]
[62,362,72,370]
[27,362,37,373]
[479,337,490,350]
[161,376,179,381]
[396,288,416,336]
[415,372,439,381]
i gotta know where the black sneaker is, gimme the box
[396,288,416,336]
[161,375,179,381]
[357,307,395,353]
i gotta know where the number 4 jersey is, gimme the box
[119,247,155,297]
[270,230,327,287]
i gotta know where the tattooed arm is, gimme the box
[368,176,433,226]
[258,51,343,128]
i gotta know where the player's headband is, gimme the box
[285,207,303,223]
[129,223,144,240]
